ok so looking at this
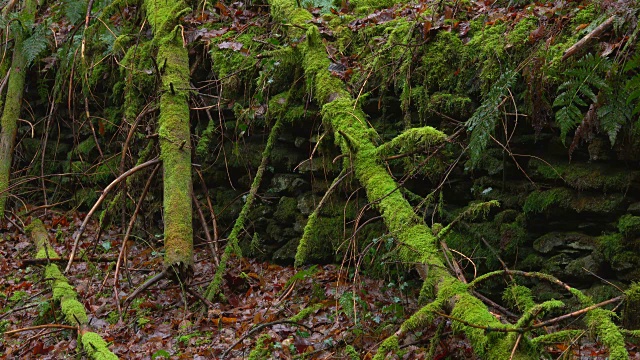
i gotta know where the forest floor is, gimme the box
[0,213,468,359]
[0,213,636,359]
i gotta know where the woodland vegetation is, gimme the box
[2,0,640,358]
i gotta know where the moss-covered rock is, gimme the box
[618,214,640,238]
[530,159,636,192]
[533,232,596,254]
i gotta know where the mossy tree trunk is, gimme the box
[143,0,194,279]
[268,1,628,359]
[0,0,36,219]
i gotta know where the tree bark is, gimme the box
[0,0,36,218]
[143,0,194,279]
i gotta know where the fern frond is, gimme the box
[552,53,611,144]
[64,0,87,24]
[624,53,640,115]
[598,86,633,146]
[466,70,518,168]
[22,24,49,66]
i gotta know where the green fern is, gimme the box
[22,24,49,66]
[64,0,87,24]
[624,53,640,116]
[598,82,633,146]
[466,69,518,168]
[553,53,611,144]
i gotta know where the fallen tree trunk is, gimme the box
[269,1,628,358]
[26,219,118,360]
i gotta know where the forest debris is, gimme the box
[562,15,615,61]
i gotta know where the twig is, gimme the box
[4,324,77,335]
[122,268,168,309]
[185,286,215,309]
[192,193,219,266]
[65,157,160,272]
[113,162,161,315]
[509,334,522,360]
[20,257,116,267]
[195,168,220,260]
[0,303,38,320]
[562,16,615,61]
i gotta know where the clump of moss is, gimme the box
[248,333,272,360]
[503,284,535,313]
[523,188,571,215]
[507,16,538,47]
[618,214,640,238]
[464,20,508,91]
[530,160,635,191]
[274,196,298,223]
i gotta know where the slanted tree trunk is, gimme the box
[0,0,36,219]
[143,0,194,279]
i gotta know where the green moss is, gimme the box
[618,214,640,238]
[209,30,262,96]
[503,285,535,313]
[148,10,194,272]
[421,31,466,93]
[376,126,447,158]
[530,160,635,191]
[450,292,510,357]
[571,4,598,28]
[585,308,628,359]
[422,92,472,119]
[532,329,584,345]
[288,303,323,322]
[507,17,538,47]
[248,333,272,360]
[295,214,345,266]
[349,0,396,12]
[27,220,57,259]
[626,282,640,302]
[344,345,360,359]
[80,332,119,360]
[523,188,571,215]
[465,20,508,90]
[274,196,298,223]
[372,334,399,360]
[400,298,443,333]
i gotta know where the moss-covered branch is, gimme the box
[205,118,283,300]
[26,219,119,360]
[376,126,447,159]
